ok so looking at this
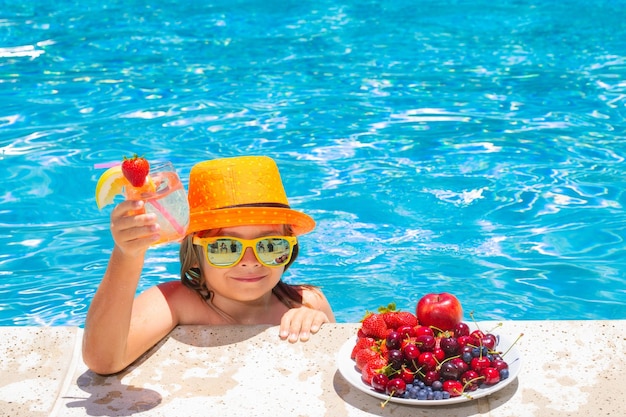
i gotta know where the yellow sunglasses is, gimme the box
[192,235,298,268]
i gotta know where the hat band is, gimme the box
[218,202,291,210]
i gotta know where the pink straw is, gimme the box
[148,199,186,236]
[94,162,121,169]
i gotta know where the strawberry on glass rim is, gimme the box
[95,154,155,209]
[121,155,158,200]
[122,154,150,188]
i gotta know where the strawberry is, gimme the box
[360,312,388,339]
[121,154,150,187]
[378,303,400,329]
[354,347,379,371]
[351,336,377,359]
[395,311,418,329]
[382,311,402,330]
[360,356,387,385]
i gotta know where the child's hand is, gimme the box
[110,200,160,257]
[279,306,330,343]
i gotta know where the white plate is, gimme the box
[336,326,522,406]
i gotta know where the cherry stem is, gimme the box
[469,311,481,332]
[501,333,524,357]
[436,354,460,371]
[380,390,395,408]
[487,322,503,333]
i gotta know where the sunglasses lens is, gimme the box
[206,239,243,267]
[204,238,292,267]
[255,238,292,266]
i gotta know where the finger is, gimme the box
[112,199,144,218]
[294,314,316,342]
[279,310,296,340]
[279,309,305,343]
[308,313,328,334]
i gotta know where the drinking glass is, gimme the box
[125,161,189,245]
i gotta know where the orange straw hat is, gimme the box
[186,156,315,236]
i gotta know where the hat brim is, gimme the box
[188,207,315,236]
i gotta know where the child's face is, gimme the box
[199,224,287,302]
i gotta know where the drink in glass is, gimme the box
[125,162,189,245]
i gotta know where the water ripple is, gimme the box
[2,0,626,325]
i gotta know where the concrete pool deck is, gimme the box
[1,320,624,416]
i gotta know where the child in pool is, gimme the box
[83,156,335,375]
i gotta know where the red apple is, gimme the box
[416,292,463,332]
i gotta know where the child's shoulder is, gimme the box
[299,284,330,306]
[154,280,214,323]
[156,280,204,301]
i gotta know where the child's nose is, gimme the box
[239,247,260,266]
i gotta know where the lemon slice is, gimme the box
[95,165,129,209]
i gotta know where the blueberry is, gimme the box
[417,389,428,400]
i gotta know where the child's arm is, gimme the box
[82,200,175,375]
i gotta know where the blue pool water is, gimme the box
[1,0,626,326]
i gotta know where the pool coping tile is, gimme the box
[1,321,625,416]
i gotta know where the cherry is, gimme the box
[481,367,501,385]
[457,335,472,349]
[399,367,415,384]
[421,370,441,386]
[454,322,470,337]
[440,336,459,355]
[440,361,461,381]
[470,356,491,372]
[397,325,414,338]
[450,357,469,374]
[386,378,406,397]
[386,331,402,350]
[433,347,445,362]
[492,358,508,372]
[388,349,404,370]
[415,334,436,351]
[442,380,464,397]
[403,343,420,361]
[371,373,389,392]
[414,326,434,338]
[460,345,474,355]
[461,370,481,391]
[401,337,417,351]
[470,329,484,341]
[482,334,497,350]
[418,352,437,371]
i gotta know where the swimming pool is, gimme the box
[1,0,625,326]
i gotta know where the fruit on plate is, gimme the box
[351,301,522,403]
[95,155,153,209]
[416,292,463,332]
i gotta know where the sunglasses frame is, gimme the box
[192,235,298,268]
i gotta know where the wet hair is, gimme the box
[179,225,311,308]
